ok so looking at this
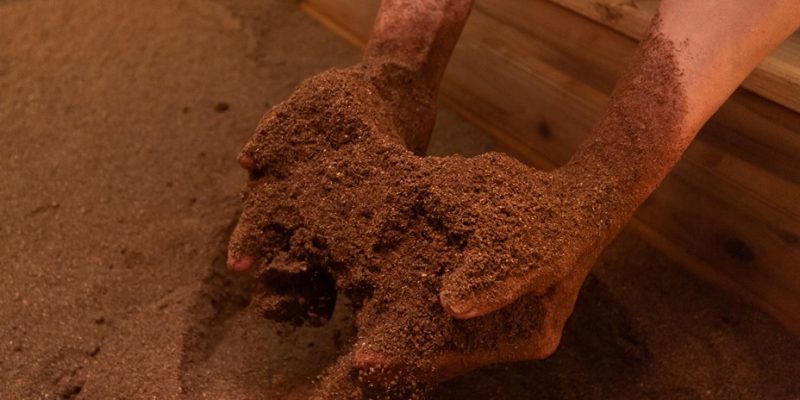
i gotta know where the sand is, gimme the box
[231,23,693,398]
[1,1,799,399]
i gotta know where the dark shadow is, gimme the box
[434,275,654,400]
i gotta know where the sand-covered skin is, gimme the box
[1,1,799,399]
[231,21,688,397]
[229,64,605,397]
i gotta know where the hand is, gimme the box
[231,0,800,389]
[351,155,613,380]
[227,60,610,379]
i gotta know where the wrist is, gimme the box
[360,62,438,154]
[364,0,473,92]
[555,158,645,239]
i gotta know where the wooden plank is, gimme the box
[300,0,800,334]
[549,0,800,113]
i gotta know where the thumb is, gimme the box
[227,216,261,272]
[227,206,286,272]
[439,271,530,320]
[439,253,569,319]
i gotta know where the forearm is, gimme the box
[564,0,800,232]
[364,0,473,92]
[361,0,473,154]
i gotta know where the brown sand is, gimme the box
[232,64,566,397]
[1,1,799,399]
[232,21,687,398]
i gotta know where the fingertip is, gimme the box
[440,280,529,319]
[238,154,255,170]
[354,348,397,382]
[354,347,418,385]
[439,292,481,320]
[227,255,254,272]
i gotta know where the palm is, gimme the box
[228,65,605,394]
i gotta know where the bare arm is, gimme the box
[360,0,473,154]
[364,0,472,93]
[442,0,800,318]
[564,0,800,226]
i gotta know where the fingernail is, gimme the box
[439,293,475,319]
[227,256,253,272]
[238,155,254,170]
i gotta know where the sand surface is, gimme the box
[1,1,798,399]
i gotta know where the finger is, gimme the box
[227,206,286,272]
[437,263,537,320]
[354,347,433,388]
[355,308,566,383]
[227,216,262,272]
[228,255,254,272]
[237,106,282,178]
[439,249,574,319]
[255,255,338,326]
[354,339,554,383]
[363,0,472,93]
[354,348,471,383]
[442,240,602,318]
[439,277,530,320]
[439,257,564,319]
[439,268,570,319]
[352,321,486,383]
[238,154,255,171]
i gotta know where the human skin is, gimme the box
[442,0,800,319]
[228,0,471,275]
[228,0,800,380]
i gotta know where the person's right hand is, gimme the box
[347,151,616,380]
[226,65,610,378]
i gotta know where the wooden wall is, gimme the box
[302,0,800,335]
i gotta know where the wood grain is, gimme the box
[550,0,800,113]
